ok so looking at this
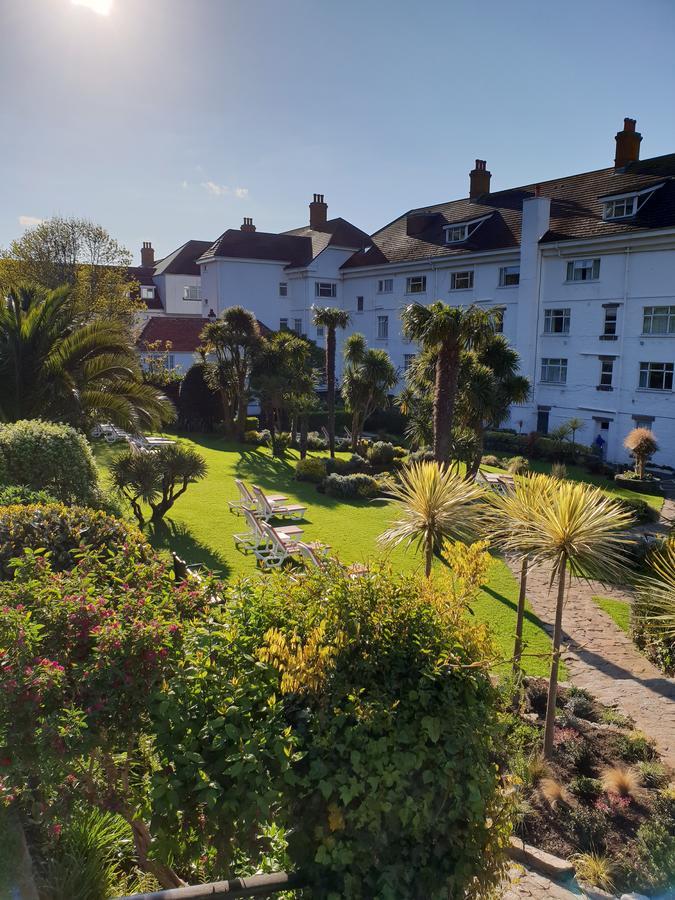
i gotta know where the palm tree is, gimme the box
[567,417,585,455]
[0,284,173,430]
[492,477,634,758]
[379,460,486,577]
[401,303,493,465]
[342,333,398,451]
[488,474,556,674]
[312,306,350,458]
[635,538,675,646]
[624,427,659,479]
[200,307,262,442]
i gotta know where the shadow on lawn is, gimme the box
[147,520,231,578]
[481,584,549,634]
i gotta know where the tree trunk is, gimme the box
[513,557,528,674]
[326,328,336,459]
[425,542,433,578]
[543,554,567,759]
[130,818,186,889]
[235,371,247,443]
[299,414,308,459]
[350,410,360,453]
[434,343,460,466]
[467,427,484,480]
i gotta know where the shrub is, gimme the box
[392,445,407,459]
[551,462,567,480]
[407,448,435,464]
[244,429,269,445]
[634,818,675,891]
[323,472,380,500]
[150,565,513,898]
[295,457,326,483]
[325,454,366,476]
[481,455,503,468]
[0,503,147,579]
[245,416,260,430]
[176,363,221,432]
[617,495,660,523]
[274,431,292,454]
[0,420,101,505]
[570,776,603,802]
[616,731,657,763]
[539,777,570,809]
[306,431,328,451]
[0,484,58,506]
[507,455,529,475]
[565,691,597,721]
[637,760,669,789]
[569,805,610,851]
[572,852,616,893]
[367,441,396,466]
[601,765,641,798]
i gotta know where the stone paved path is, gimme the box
[502,866,593,898]
[504,554,675,769]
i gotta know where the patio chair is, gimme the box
[233,508,304,553]
[258,522,327,569]
[252,485,307,521]
[229,480,287,515]
[297,542,367,578]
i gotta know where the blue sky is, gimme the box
[2,0,675,264]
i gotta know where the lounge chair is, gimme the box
[297,542,368,578]
[229,480,287,515]
[252,485,307,521]
[258,522,327,569]
[477,470,510,495]
[233,508,303,553]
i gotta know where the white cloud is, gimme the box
[18,215,43,228]
[181,180,189,190]
[234,187,249,199]
[202,181,229,197]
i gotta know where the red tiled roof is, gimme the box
[137,316,208,352]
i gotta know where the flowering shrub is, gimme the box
[151,564,512,897]
[0,504,146,579]
[0,420,101,505]
[0,545,212,888]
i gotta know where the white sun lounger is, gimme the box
[252,485,307,521]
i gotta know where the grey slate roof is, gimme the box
[153,240,212,276]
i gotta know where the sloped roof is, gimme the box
[342,154,675,269]
[137,315,272,353]
[127,265,163,309]
[153,240,212,276]
[199,217,370,268]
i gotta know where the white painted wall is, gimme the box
[154,273,203,316]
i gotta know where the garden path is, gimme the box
[504,864,675,899]
[505,557,675,769]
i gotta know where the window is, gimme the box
[643,306,675,335]
[492,308,504,334]
[404,353,416,371]
[541,358,567,384]
[377,278,393,293]
[140,286,155,300]
[603,306,618,338]
[639,362,674,391]
[183,285,201,301]
[543,308,570,334]
[315,282,337,298]
[603,196,636,219]
[279,318,288,331]
[293,318,302,335]
[536,408,550,435]
[443,216,490,244]
[566,258,600,282]
[406,275,427,294]
[499,265,520,287]
[377,315,389,340]
[316,325,324,338]
[279,282,288,297]
[450,270,474,290]
[598,358,614,390]
[357,296,364,312]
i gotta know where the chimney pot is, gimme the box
[614,117,642,169]
[469,160,491,199]
[240,217,256,232]
[309,192,328,228]
[140,241,154,268]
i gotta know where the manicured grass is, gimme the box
[483,457,664,511]
[94,435,559,677]
[592,595,631,634]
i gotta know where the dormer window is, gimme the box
[140,286,156,300]
[601,184,664,221]
[443,215,491,244]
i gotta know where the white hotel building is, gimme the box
[138,118,675,466]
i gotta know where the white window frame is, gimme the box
[643,305,675,336]
[498,265,520,287]
[293,318,302,335]
[450,270,474,291]
[599,358,614,389]
[566,258,600,282]
[183,285,201,301]
[405,275,427,295]
[377,315,389,340]
[443,215,491,244]
[543,308,570,335]
[140,286,156,300]
[492,307,504,334]
[316,325,324,338]
[540,358,568,384]
[639,361,674,391]
[356,296,364,312]
[279,318,288,331]
[315,282,337,298]
[377,278,393,294]
[279,282,288,297]
[603,306,618,337]
[601,184,663,221]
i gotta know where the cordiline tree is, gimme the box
[342,333,397,451]
[312,306,350,458]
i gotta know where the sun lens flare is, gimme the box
[71,0,113,15]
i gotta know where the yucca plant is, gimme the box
[378,460,486,576]
[635,538,675,649]
[491,477,634,757]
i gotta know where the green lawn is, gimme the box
[94,435,559,677]
[592,595,631,634]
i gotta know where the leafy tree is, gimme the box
[1,216,141,327]
[138,340,183,389]
[312,306,350,458]
[397,384,433,450]
[110,444,207,526]
[379,460,486,576]
[491,478,633,757]
[286,390,320,459]
[342,333,398,451]
[624,427,659,479]
[0,285,173,431]
[177,363,221,432]
[458,334,529,478]
[401,303,493,464]
[200,307,262,441]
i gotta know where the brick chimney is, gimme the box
[469,160,491,199]
[614,118,642,169]
[240,217,256,232]
[309,193,328,228]
[140,241,154,267]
